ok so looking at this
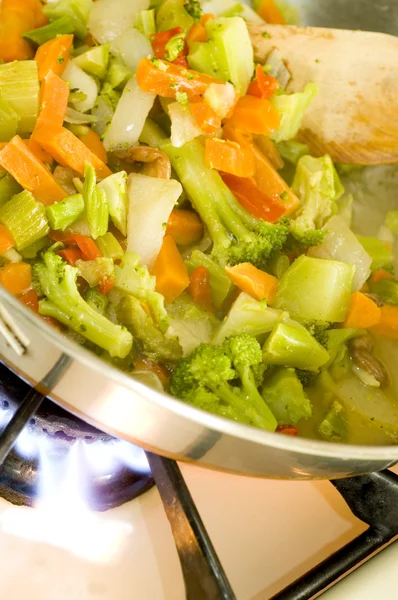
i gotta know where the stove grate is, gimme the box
[0,362,397,599]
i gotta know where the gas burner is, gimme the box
[0,363,154,511]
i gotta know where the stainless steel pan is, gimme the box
[1,0,398,480]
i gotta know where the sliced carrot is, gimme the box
[0,225,15,254]
[0,1,36,62]
[151,234,190,303]
[0,136,67,205]
[0,262,31,295]
[254,135,284,170]
[248,65,280,100]
[370,269,395,283]
[36,71,70,129]
[99,275,115,295]
[32,126,111,179]
[166,209,204,246]
[371,305,398,339]
[172,56,189,68]
[35,34,74,82]
[256,0,286,24]
[51,232,103,261]
[343,292,381,329]
[136,57,222,100]
[205,138,255,178]
[19,289,39,312]
[221,172,285,223]
[151,27,183,59]
[226,95,280,136]
[225,263,278,302]
[189,99,221,134]
[276,425,298,436]
[188,266,214,313]
[134,358,170,386]
[77,129,108,164]
[28,139,54,167]
[201,13,215,26]
[57,248,83,266]
[187,23,208,44]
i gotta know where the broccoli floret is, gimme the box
[290,227,326,248]
[295,369,317,388]
[35,252,133,358]
[303,320,331,348]
[184,0,202,19]
[170,339,277,431]
[262,368,312,425]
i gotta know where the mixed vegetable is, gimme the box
[1,0,398,445]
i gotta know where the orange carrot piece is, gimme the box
[35,34,74,82]
[343,292,381,329]
[201,13,215,25]
[99,275,116,295]
[276,425,298,436]
[51,232,103,260]
[371,269,395,283]
[256,0,286,23]
[19,289,39,312]
[0,136,67,205]
[0,225,15,254]
[189,99,221,134]
[28,139,54,167]
[151,234,190,303]
[221,172,285,223]
[205,138,255,177]
[134,358,170,386]
[371,305,398,339]
[188,266,214,312]
[77,129,108,164]
[0,1,36,62]
[36,71,70,129]
[248,65,279,100]
[136,57,222,99]
[32,126,112,179]
[254,135,284,170]
[226,95,280,136]
[151,27,183,59]
[225,263,278,302]
[187,23,208,44]
[166,209,204,246]
[0,262,31,295]
[57,248,83,266]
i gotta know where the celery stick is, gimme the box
[46,194,85,231]
[156,0,194,33]
[73,45,111,79]
[0,96,19,142]
[136,9,156,37]
[263,320,330,371]
[357,235,393,271]
[0,173,22,206]
[83,165,108,239]
[23,16,76,45]
[96,232,124,260]
[185,250,233,309]
[0,191,49,250]
[273,256,354,323]
[0,62,40,134]
[97,171,127,236]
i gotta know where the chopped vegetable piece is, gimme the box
[136,57,221,99]
[318,401,347,441]
[0,60,40,134]
[343,292,381,329]
[0,190,49,250]
[62,60,98,113]
[273,256,354,323]
[370,279,398,306]
[73,44,111,79]
[248,65,279,100]
[371,269,394,283]
[187,23,208,44]
[256,0,286,23]
[33,71,70,140]
[97,171,128,236]
[205,138,255,178]
[189,98,221,134]
[57,248,83,266]
[186,250,233,309]
[23,16,76,46]
[188,266,214,312]
[166,209,204,246]
[0,262,31,295]
[203,82,236,119]
[96,232,124,260]
[262,368,312,425]
[263,320,330,371]
[0,1,35,62]
[19,289,39,312]
[136,9,156,38]
[270,83,318,144]
[220,173,285,222]
[156,0,194,34]
[35,34,74,82]
[46,194,84,231]
[226,95,280,136]
[357,236,393,272]
[0,172,22,206]
[43,0,91,40]
[152,235,190,303]
[0,97,19,143]
[225,263,278,302]
[76,257,114,287]
[50,232,103,260]
[32,126,111,180]
[82,164,108,240]
[371,305,398,340]
[0,136,67,205]
[0,225,14,254]
[36,251,132,358]
[151,27,183,59]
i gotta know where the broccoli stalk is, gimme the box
[170,337,278,431]
[35,252,133,358]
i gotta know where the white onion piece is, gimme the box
[169,102,202,148]
[103,76,155,151]
[91,96,114,136]
[201,0,264,23]
[64,107,98,124]
[88,0,150,44]
[62,62,98,113]
[111,28,152,72]
[127,174,182,267]
[309,215,372,292]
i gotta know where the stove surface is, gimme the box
[0,461,397,599]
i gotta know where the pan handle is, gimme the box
[145,453,236,600]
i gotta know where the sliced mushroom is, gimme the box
[351,348,389,387]
[114,146,171,179]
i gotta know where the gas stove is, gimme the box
[0,363,397,599]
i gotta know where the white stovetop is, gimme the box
[0,461,397,600]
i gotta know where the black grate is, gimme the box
[0,362,397,600]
